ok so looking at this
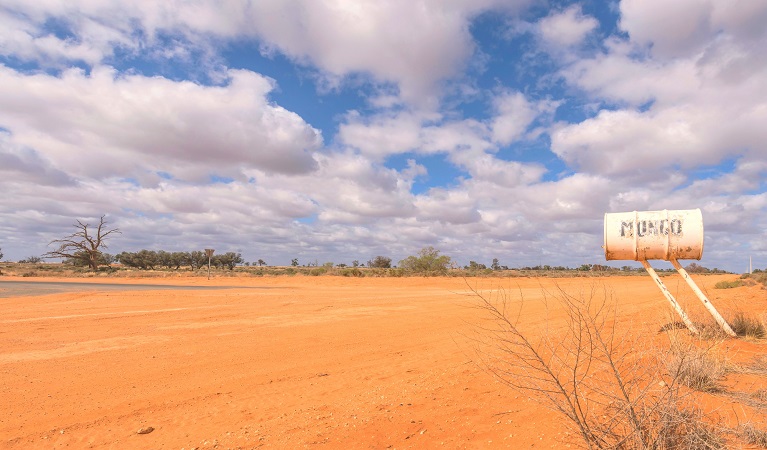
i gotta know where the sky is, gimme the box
[1,0,766,272]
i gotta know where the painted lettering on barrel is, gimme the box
[620,221,633,237]
[620,219,682,238]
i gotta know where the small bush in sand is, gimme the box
[471,282,725,449]
[714,280,744,289]
[728,312,766,339]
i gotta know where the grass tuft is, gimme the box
[739,422,767,447]
[657,406,725,450]
[666,343,724,392]
[728,312,766,339]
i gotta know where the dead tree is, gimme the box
[44,216,121,270]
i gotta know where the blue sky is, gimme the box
[1,0,766,272]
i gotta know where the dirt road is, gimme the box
[0,274,760,449]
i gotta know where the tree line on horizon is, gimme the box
[0,217,737,275]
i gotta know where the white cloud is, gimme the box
[490,91,537,145]
[0,132,75,186]
[340,90,549,161]
[339,110,496,160]
[555,1,767,181]
[537,5,598,48]
[620,0,714,59]
[0,1,765,272]
[0,66,322,181]
[0,6,136,66]
[0,0,532,107]
[551,109,702,176]
[620,0,767,60]
[338,111,426,160]
[237,0,533,106]
[309,153,417,223]
[415,188,482,225]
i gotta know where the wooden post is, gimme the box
[669,258,736,337]
[205,248,214,280]
[640,260,699,335]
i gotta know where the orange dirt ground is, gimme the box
[1,274,765,449]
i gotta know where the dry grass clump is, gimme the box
[738,422,767,447]
[727,312,766,339]
[752,355,767,373]
[597,401,725,450]
[653,405,725,450]
[749,390,767,410]
[666,342,725,393]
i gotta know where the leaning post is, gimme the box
[669,258,736,337]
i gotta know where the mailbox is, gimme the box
[602,208,734,337]
[604,209,703,261]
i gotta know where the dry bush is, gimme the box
[728,312,766,339]
[738,422,767,447]
[744,272,767,287]
[471,282,725,449]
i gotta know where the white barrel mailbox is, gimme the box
[604,209,703,261]
[602,208,734,337]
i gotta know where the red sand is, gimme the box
[1,274,764,449]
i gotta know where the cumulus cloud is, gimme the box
[619,0,714,59]
[0,7,135,66]
[554,0,767,183]
[620,0,767,59]
[0,132,75,186]
[490,90,547,145]
[341,89,550,161]
[0,0,764,272]
[0,66,322,181]
[1,0,532,107]
[537,5,598,48]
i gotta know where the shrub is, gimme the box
[339,268,364,277]
[744,272,767,287]
[714,280,745,289]
[728,312,766,339]
[473,283,726,448]
[399,246,451,275]
[368,256,392,268]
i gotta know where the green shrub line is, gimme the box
[715,280,745,289]
[0,261,751,279]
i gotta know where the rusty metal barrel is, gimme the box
[604,209,704,261]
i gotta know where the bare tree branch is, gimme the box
[43,216,121,270]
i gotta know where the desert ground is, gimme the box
[1,274,765,449]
